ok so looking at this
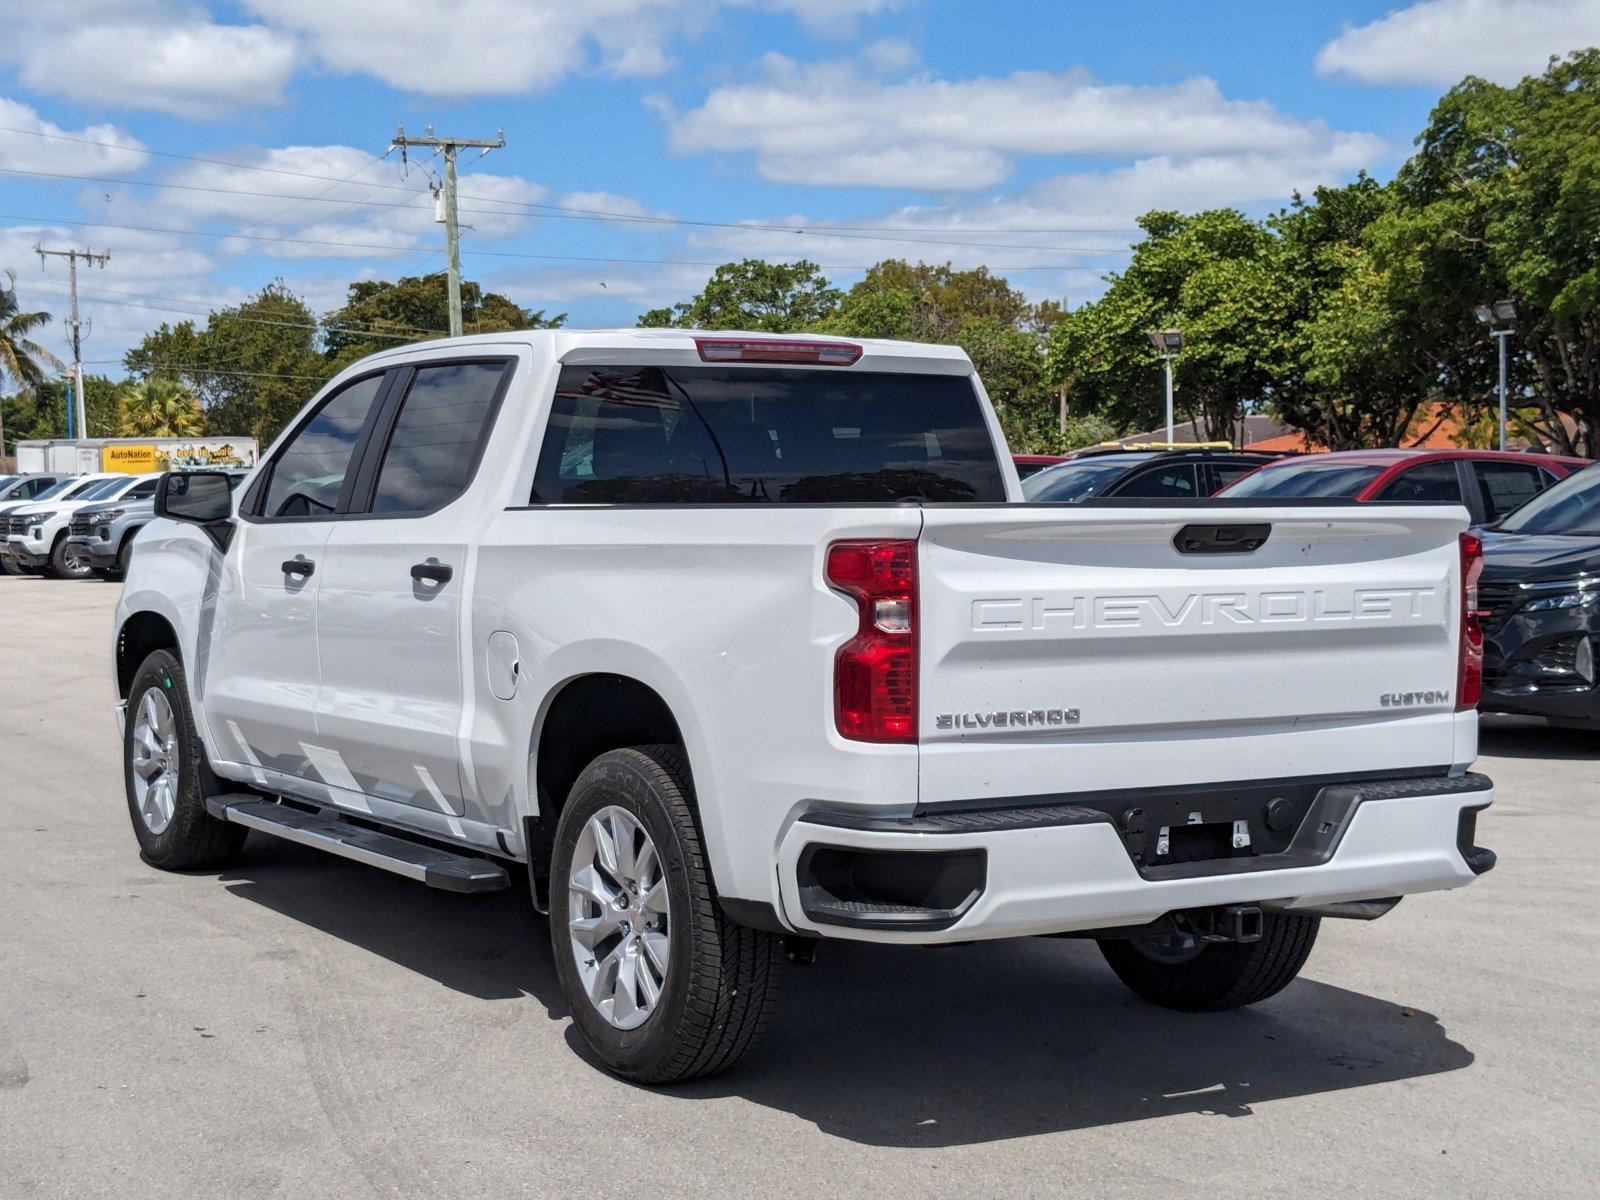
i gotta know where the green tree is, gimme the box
[6,375,121,441]
[324,273,564,367]
[2,272,63,458]
[823,261,1061,441]
[639,260,842,331]
[125,283,333,442]
[0,272,61,392]
[1047,211,1287,441]
[119,377,203,437]
[1374,50,1600,452]
[1263,177,1440,449]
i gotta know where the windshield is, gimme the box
[533,365,1005,503]
[75,477,127,500]
[1022,456,1157,502]
[33,478,87,501]
[1495,464,1600,535]
[1220,461,1385,499]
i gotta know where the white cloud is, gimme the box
[664,54,1387,190]
[668,136,1385,294]
[0,221,239,370]
[2,6,297,117]
[741,0,908,36]
[0,98,149,175]
[102,143,548,261]
[1316,0,1600,86]
[245,0,706,95]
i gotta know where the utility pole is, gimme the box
[35,244,110,440]
[390,125,505,338]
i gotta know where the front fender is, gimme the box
[113,518,231,759]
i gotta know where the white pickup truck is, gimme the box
[113,329,1495,1082]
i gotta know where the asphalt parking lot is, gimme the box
[2,575,1597,1199]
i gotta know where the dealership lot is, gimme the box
[2,575,1597,1200]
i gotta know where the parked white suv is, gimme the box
[113,330,1496,1082]
[3,473,160,577]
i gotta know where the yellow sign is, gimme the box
[99,441,254,473]
[102,444,159,473]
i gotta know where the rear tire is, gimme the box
[1098,912,1320,1012]
[549,745,782,1083]
[123,649,247,871]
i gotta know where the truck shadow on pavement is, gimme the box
[221,841,1474,1149]
[1478,714,1600,760]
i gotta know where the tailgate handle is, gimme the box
[1173,523,1271,555]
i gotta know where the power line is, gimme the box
[22,278,448,337]
[82,358,334,382]
[0,164,1129,253]
[232,147,397,240]
[0,125,1143,238]
[0,212,1121,270]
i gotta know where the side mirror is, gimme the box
[156,471,235,551]
[157,470,235,522]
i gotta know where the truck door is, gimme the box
[201,371,392,781]
[313,357,515,817]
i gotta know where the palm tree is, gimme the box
[1,272,63,464]
[118,377,204,438]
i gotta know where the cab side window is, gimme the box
[1114,464,1197,498]
[257,373,386,520]
[127,479,160,500]
[367,361,509,515]
[1376,461,1461,502]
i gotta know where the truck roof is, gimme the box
[356,328,976,373]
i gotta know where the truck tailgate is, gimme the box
[917,505,1469,806]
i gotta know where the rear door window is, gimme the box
[531,365,1004,504]
[367,361,509,515]
[1473,461,1546,521]
[1375,461,1462,503]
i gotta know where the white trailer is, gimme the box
[15,437,259,476]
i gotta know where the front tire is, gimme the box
[1098,912,1320,1012]
[549,745,782,1083]
[49,534,92,579]
[123,649,246,870]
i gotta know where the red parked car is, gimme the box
[1217,449,1591,525]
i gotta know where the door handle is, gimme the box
[281,555,315,577]
[410,559,453,584]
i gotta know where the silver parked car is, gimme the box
[67,470,249,580]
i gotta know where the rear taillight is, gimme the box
[1458,532,1484,710]
[826,539,917,743]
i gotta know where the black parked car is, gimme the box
[1478,463,1600,722]
[1021,448,1285,502]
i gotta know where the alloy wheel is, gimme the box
[567,806,672,1030]
[130,687,180,835]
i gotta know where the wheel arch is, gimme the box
[116,610,182,700]
[524,672,693,910]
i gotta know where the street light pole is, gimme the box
[1475,300,1517,451]
[1147,329,1185,444]
[1494,327,1512,452]
[1162,354,1175,444]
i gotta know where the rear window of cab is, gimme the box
[531,365,1005,504]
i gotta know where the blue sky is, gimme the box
[3,0,1599,373]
